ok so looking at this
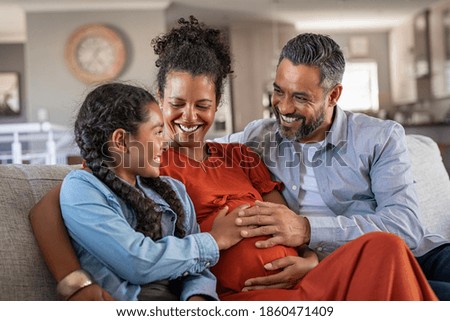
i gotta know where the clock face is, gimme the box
[77,37,116,75]
[65,24,126,84]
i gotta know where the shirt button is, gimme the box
[317,246,323,252]
[205,262,211,267]
[183,272,189,277]
[292,185,298,191]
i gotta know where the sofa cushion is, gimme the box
[0,164,73,300]
[406,135,450,239]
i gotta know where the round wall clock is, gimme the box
[64,24,127,84]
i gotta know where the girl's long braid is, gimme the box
[141,177,186,238]
[91,162,163,240]
[74,83,185,240]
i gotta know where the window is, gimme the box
[339,61,379,112]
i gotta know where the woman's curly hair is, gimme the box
[151,16,233,104]
[74,83,186,240]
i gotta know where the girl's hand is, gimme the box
[209,204,250,251]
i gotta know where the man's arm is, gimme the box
[238,123,424,256]
[306,123,424,254]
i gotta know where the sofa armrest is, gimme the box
[0,164,73,300]
[406,134,450,239]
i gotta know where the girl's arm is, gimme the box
[29,183,113,300]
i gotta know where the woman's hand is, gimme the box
[242,249,319,291]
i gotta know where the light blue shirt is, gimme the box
[60,170,219,301]
[216,106,448,258]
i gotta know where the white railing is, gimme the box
[0,122,78,164]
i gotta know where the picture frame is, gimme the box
[0,72,21,117]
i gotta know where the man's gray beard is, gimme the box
[277,110,325,141]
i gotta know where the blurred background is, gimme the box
[0,0,449,171]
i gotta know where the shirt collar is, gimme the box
[274,126,285,144]
[325,105,348,148]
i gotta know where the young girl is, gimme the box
[54,82,243,300]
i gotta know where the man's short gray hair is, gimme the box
[278,33,345,91]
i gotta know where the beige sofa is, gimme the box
[0,134,449,300]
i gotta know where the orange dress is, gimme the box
[161,142,299,295]
[161,142,437,301]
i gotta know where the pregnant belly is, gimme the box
[211,236,298,294]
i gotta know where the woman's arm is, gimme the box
[29,183,113,300]
[262,189,287,206]
[29,183,78,281]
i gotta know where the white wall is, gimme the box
[25,9,167,127]
[330,32,393,110]
[229,22,297,131]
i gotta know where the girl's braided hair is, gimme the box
[152,15,233,104]
[74,83,186,240]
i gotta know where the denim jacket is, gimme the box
[216,106,448,258]
[60,170,219,300]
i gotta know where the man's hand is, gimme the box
[69,284,115,300]
[236,200,310,248]
[242,250,319,291]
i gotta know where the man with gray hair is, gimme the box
[219,33,450,299]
